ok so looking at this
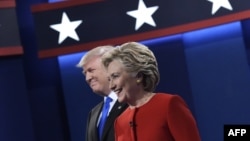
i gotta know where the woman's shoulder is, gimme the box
[154,93,184,102]
[155,92,179,98]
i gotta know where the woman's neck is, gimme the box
[129,92,155,108]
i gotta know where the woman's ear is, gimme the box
[136,72,143,78]
[136,72,143,83]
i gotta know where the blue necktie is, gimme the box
[98,97,112,139]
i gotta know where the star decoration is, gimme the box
[207,0,233,15]
[50,12,82,44]
[126,0,159,30]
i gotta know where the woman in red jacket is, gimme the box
[102,41,201,141]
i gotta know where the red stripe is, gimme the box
[0,46,23,56]
[31,0,103,13]
[0,0,15,8]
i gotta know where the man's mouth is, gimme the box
[90,82,97,88]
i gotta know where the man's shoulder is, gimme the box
[109,100,128,115]
[90,101,103,112]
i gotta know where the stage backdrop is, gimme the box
[58,21,250,141]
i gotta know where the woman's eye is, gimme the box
[111,74,119,80]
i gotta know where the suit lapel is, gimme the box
[101,101,128,139]
[88,102,103,141]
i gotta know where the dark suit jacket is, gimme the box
[85,100,127,141]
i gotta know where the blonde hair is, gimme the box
[102,42,160,92]
[76,45,114,68]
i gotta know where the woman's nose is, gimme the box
[109,80,116,90]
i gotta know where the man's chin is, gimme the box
[93,89,103,95]
[92,89,99,94]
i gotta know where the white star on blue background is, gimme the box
[126,0,159,30]
[207,0,233,15]
[50,12,82,44]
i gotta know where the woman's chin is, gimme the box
[117,97,125,103]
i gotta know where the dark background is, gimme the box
[1,0,250,141]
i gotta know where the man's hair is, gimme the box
[76,45,114,68]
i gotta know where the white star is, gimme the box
[126,0,159,30]
[50,12,82,44]
[207,0,233,15]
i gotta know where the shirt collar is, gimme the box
[105,91,118,101]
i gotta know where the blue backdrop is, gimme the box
[0,0,250,141]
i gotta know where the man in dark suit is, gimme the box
[77,45,127,141]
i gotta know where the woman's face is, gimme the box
[107,60,139,103]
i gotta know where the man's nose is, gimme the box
[85,73,92,83]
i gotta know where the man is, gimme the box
[77,45,127,141]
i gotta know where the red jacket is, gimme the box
[114,93,201,141]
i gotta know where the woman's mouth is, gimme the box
[114,88,122,95]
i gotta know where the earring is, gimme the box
[136,79,141,83]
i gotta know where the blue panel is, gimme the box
[184,22,250,141]
[29,86,65,141]
[0,58,35,141]
[58,52,86,69]
[49,0,66,3]
[141,34,182,45]
[184,22,243,47]
[241,19,250,66]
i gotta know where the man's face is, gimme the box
[83,57,110,96]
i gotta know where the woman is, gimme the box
[102,42,201,141]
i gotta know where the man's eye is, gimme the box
[89,69,95,73]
